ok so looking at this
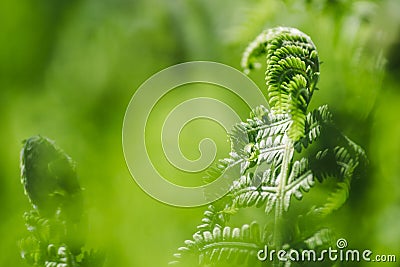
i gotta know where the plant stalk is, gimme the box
[273,137,293,266]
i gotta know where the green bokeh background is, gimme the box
[1,0,400,266]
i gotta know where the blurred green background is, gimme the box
[1,0,400,266]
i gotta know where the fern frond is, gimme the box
[45,245,77,267]
[283,158,314,211]
[303,228,335,250]
[23,210,51,241]
[204,105,290,184]
[294,104,334,152]
[19,235,44,266]
[171,222,264,266]
[173,27,367,266]
[228,170,278,213]
[197,205,229,232]
[312,146,361,217]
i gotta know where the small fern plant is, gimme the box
[170,27,366,267]
[19,136,104,267]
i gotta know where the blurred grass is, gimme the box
[1,0,400,266]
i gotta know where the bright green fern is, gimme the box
[170,27,366,267]
[19,136,104,267]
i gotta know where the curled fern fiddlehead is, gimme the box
[19,136,104,267]
[242,27,320,141]
[20,136,83,220]
[171,27,366,267]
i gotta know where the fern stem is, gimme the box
[273,137,293,265]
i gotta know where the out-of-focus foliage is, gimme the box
[0,0,399,266]
[19,136,104,267]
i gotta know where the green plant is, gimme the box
[19,136,104,267]
[170,27,366,266]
